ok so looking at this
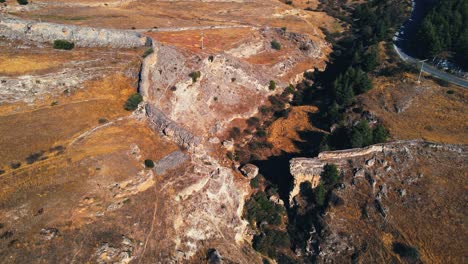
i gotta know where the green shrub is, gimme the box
[0,0,6,3]
[244,192,285,226]
[229,127,241,139]
[321,164,339,187]
[372,124,389,144]
[144,159,155,168]
[189,71,201,82]
[314,184,326,207]
[124,93,143,111]
[17,0,28,4]
[53,39,74,50]
[252,228,290,258]
[446,89,455,94]
[271,40,281,50]
[250,175,262,188]
[246,117,260,127]
[142,48,154,58]
[268,80,276,91]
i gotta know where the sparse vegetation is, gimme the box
[53,40,74,50]
[271,40,282,50]
[250,174,262,188]
[142,48,154,58]
[268,80,276,91]
[321,164,339,187]
[124,93,143,111]
[10,162,21,169]
[252,228,290,258]
[26,151,45,164]
[144,159,155,168]
[244,192,285,226]
[229,127,241,139]
[189,71,201,83]
[392,242,419,261]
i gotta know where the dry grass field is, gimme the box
[361,74,468,144]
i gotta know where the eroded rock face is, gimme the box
[141,27,329,143]
[0,16,150,48]
[290,140,467,262]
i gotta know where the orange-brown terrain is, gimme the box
[1,0,466,263]
[0,0,337,263]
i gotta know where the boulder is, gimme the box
[240,164,259,179]
[365,158,375,167]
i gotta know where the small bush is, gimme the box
[10,162,21,169]
[314,184,326,207]
[321,164,339,187]
[189,71,201,83]
[124,93,143,111]
[53,39,74,50]
[271,40,281,50]
[17,0,28,5]
[142,48,154,58]
[250,175,262,188]
[246,117,260,127]
[446,89,455,94]
[26,151,45,164]
[229,127,241,139]
[0,0,6,3]
[98,118,108,124]
[269,80,276,91]
[252,228,290,258]
[392,242,419,260]
[144,159,155,168]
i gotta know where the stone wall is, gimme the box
[0,16,151,48]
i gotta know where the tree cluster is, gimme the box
[409,0,468,70]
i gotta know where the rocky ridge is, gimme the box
[289,140,467,262]
[0,16,150,48]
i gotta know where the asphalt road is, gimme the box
[393,44,468,88]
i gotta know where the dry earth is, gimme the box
[0,0,336,263]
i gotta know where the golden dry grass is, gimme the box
[267,105,326,153]
[149,27,256,54]
[362,75,468,144]
[0,54,65,76]
[0,73,136,168]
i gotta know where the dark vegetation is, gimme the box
[142,48,154,58]
[271,40,282,50]
[53,40,75,50]
[124,93,142,111]
[144,159,155,168]
[189,71,201,83]
[409,0,468,70]
[17,0,28,5]
[392,242,420,261]
[244,188,292,260]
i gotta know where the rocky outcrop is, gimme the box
[146,104,201,149]
[289,140,466,204]
[154,151,189,175]
[240,164,259,179]
[290,140,467,262]
[0,16,150,48]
